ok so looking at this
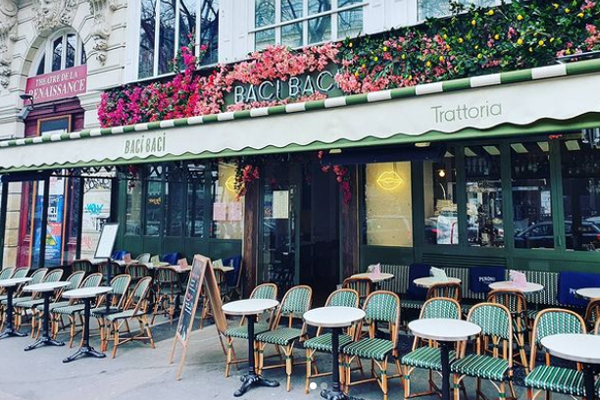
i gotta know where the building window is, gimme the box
[417,0,498,20]
[145,166,163,236]
[125,178,143,235]
[186,163,206,237]
[363,162,413,247]
[253,0,363,51]
[211,163,244,240]
[424,150,458,245]
[35,31,86,75]
[511,141,553,249]
[560,138,600,251]
[164,165,185,236]
[138,0,219,79]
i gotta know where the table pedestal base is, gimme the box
[62,298,105,363]
[0,328,27,339]
[25,337,64,351]
[0,287,26,340]
[63,345,106,363]
[234,373,279,397]
[25,292,65,351]
[320,389,364,400]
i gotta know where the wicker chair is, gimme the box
[135,253,151,264]
[402,297,463,399]
[342,277,373,307]
[125,263,152,287]
[152,267,183,325]
[0,267,15,281]
[452,303,517,400]
[304,288,360,393]
[71,259,95,275]
[223,283,278,377]
[342,291,402,400]
[427,282,462,302]
[256,285,313,391]
[584,298,600,332]
[14,269,63,330]
[524,308,587,400]
[92,274,132,351]
[98,261,121,285]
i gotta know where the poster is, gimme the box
[228,202,242,221]
[213,202,227,221]
[32,178,65,266]
[273,190,289,219]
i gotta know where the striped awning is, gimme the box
[1,59,600,173]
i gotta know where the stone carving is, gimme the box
[33,0,79,35]
[88,0,118,64]
[0,0,18,88]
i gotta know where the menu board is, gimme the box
[175,256,207,344]
[273,190,289,219]
[94,222,119,259]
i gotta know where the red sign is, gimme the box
[25,65,87,103]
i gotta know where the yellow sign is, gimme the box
[377,171,403,190]
[225,176,236,192]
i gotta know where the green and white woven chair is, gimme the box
[524,308,587,400]
[402,297,463,399]
[256,285,312,392]
[223,282,278,377]
[0,267,15,281]
[103,276,154,358]
[584,298,600,333]
[451,302,517,400]
[1,268,47,308]
[14,269,63,330]
[342,290,402,400]
[92,274,132,350]
[304,288,360,394]
[71,259,95,275]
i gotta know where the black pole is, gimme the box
[0,181,9,265]
[39,177,50,269]
[76,177,85,259]
[440,341,451,400]
[104,257,112,314]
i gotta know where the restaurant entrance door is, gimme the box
[259,159,340,305]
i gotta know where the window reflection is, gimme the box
[145,166,163,236]
[158,0,176,75]
[52,37,63,72]
[281,0,302,21]
[512,142,553,249]
[211,163,244,240]
[186,164,205,237]
[126,178,142,235]
[424,151,458,245]
[165,166,185,236]
[139,0,156,79]
[66,34,76,69]
[200,0,219,65]
[308,16,331,44]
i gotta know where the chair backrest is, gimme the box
[427,282,462,302]
[156,267,179,284]
[275,285,312,327]
[530,308,586,368]
[12,267,30,279]
[0,267,16,280]
[487,289,527,314]
[29,268,48,285]
[585,298,600,331]
[126,264,151,279]
[126,276,153,313]
[98,261,120,277]
[71,259,94,274]
[325,288,359,308]
[81,272,103,288]
[420,297,461,320]
[363,291,401,351]
[135,253,151,264]
[42,269,64,283]
[250,283,278,300]
[595,319,600,335]
[342,277,373,304]
[110,274,132,308]
[64,271,85,290]
[468,302,513,363]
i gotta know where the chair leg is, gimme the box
[225,337,234,378]
[403,365,411,399]
[305,348,312,394]
[453,375,461,400]
[68,316,76,348]
[143,316,155,349]
[112,321,119,358]
[381,359,388,400]
[285,345,293,392]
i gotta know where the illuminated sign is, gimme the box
[377,171,403,190]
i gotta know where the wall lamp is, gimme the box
[17,94,34,121]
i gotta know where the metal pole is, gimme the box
[76,176,85,259]
[39,177,50,269]
[0,181,9,265]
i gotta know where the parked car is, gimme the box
[514,221,600,249]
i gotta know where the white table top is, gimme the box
[146,262,170,269]
[542,334,600,364]
[576,288,600,300]
[351,272,394,283]
[413,277,462,288]
[488,281,544,293]
[214,266,235,273]
[222,299,279,316]
[304,307,365,328]
[0,277,32,288]
[62,286,112,299]
[409,318,481,342]
[23,281,70,293]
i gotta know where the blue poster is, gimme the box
[32,188,64,267]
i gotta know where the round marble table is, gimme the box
[409,319,481,400]
[61,286,112,363]
[413,277,462,288]
[575,288,600,300]
[0,277,32,339]
[488,281,544,293]
[542,334,600,400]
[22,281,70,350]
[222,299,280,397]
[350,272,394,290]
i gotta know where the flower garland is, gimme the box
[234,161,260,199]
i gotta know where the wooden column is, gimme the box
[340,165,360,279]
[242,179,260,297]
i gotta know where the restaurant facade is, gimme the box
[1,0,600,299]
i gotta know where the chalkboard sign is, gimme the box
[94,222,119,259]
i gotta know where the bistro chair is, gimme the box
[255,285,313,391]
[342,277,373,307]
[426,282,462,302]
[584,298,600,332]
[487,289,530,373]
[103,276,154,358]
[0,267,45,332]
[304,288,359,394]
[595,319,600,335]
[92,274,131,350]
[402,297,463,399]
[135,253,151,264]
[71,259,95,275]
[125,263,152,287]
[223,283,278,377]
[14,269,62,330]
[342,291,402,400]
[152,267,183,325]
[524,308,587,400]
[222,256,243,302]
[51,272,103,346]
[98,261,121,285]
[0,267,16,281]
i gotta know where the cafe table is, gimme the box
[541,334,600,400]
[350,272,394,290]
[23,281,70,351]
[488,281,544,293]
[62,286,112,363]
[303,306,366,400]
[0,277,32,339]
[413,277,462,288]
[409,318,481,400]
[576,288,600,300]
[222,298,280,397]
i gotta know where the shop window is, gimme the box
[138,0,219,79]
[81,176,113,259]
[145,166,163,236]
[186,163,206,237]
[254,0,363,50]
[417,0,499,20]
[165,165,185,236]
[561,139,600,251]
[424,151,458,245]
[211,163,244,240]
[364,162,412,247]
[511,141,553,249]
[464,146,504,248]
[125,178,143,235]
[35,31,86,76]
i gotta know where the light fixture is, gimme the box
[438,169,446,178]
[329,149,342,154]
[225,176,236,192]
[17,93,34,121]
[415,142,430,148]
[377,171,403,190]
[510,143,528,154]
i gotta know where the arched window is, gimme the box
[34,30,86,76]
